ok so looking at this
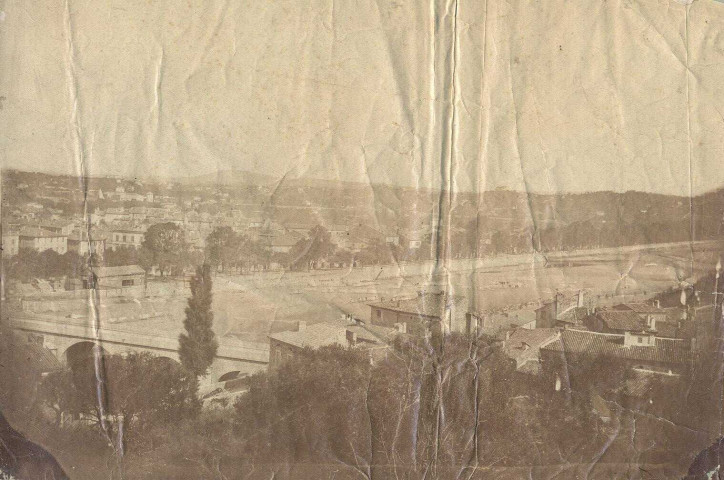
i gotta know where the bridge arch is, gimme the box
[63,341,108,370]
[218,370,241,382]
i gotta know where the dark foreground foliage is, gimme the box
[1,330,721,479]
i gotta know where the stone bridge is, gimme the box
[10,314,269,384]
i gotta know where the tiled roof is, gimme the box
[596,310,647,332]
[473,311,537,336]
[557,306,589,324]
[111,225,146,233]
[369,294,466,319]
[269,323,346,349]
[541,329,691,365]
[654,322,678,339]
[18,227,66,238]
[346,323,397,344]
[598,310,681,338]
[614,303,667,314]
[91,265,145,277]
[504,328,560,361]
[39,220,73,228]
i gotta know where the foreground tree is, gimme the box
[179,264,218,377]
[39,352,199,452]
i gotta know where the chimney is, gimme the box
[346,329,357,346]
[297,321,306,332]
[655,299,661,309]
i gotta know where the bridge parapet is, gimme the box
[10,315,270,365]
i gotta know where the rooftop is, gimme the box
[541,329,691,365]
[596,310,648,332]
[91,265,145,277]
[345,322,398,344]
[503,328,559,362]
[18,227,66,238]
[369,293,466,318]
[614,303,667,314]
[269,323,346,349]
[557,306,589,324]
[39,219,73,228]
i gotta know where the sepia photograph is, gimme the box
[2,0,724,478]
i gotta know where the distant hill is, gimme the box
[175,170,278,187]
[176,169,388,192]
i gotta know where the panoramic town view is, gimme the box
[2,168,724,478]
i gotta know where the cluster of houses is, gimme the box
[2,213,434,264]
[268,289,710,405]
[2,220,108,259]
[2,174,442,264]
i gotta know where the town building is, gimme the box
[502,328,560,374]
[465,309,536,336]
[269,231,303,254]
[540,328,692,377]
[611,302,669,325]
[103,207,132,224]
[38,220,75,236]
[327,224,350,248]
[586,308,679,338]
[268,320,397,369]
[346,224,385,251]
[535,291,589,328]
[68,265,146,293]
[66,231,107,259]
[369,292,467,336]
[2,231,19,256]
[18,227,68,254]
[108,228,145,250]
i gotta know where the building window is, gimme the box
[637,337,642,344]
[123,235,127,242]
[377,310,382,320]
[122,279,135,287]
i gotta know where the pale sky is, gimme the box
[1,0,724,194]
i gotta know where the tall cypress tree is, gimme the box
[179,264,218,377]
